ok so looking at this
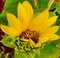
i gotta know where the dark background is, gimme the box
[0,0,5,13]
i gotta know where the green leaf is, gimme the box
[56,2,60,14]
[50,3,56,10]
[49,12,56,17]
[56,28,60,36]
[56,18,60,26]
[38,0,49,12]
[0,10,8,25]
[39,41,59,58]
[1,36,16,48]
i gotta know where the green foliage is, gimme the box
[49,12,56,17]
[56,2,60,14]
[35,40,59,58]
[38,0,49,12]
[39,42,58,58]
[50,3,56,10]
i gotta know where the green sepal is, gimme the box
[14,47,36,58]
[14,48,28,58]
[1,35,16,48]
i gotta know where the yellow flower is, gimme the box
[1,1,59,47]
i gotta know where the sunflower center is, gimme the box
[20,29,40,43]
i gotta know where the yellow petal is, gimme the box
[7,13,18,27]
[7,13,23,31]
[23,1,34,20]
[29,8,49,30]
[42,26,59,33]
[39,37,49,43]
[41,34,60,41]
[1,25,20,36]
[35,37,49,47]
[47,16,58,27]
[38,16,58,32]
[17,3,29,30]
[30,16,58,33]
[20,38,29,42]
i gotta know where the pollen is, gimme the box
[20,29,40,43]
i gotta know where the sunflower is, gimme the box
[1,1,59,47]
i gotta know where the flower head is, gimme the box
[1,1,59,47]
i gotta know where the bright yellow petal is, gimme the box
[39,37,49,43]
[41,34,60,41]
[17,3,29,30]
[42,26,59,33]
[35,37,49,47]
[47,16,58,27]
[29,8,49,30]
[7,13,18,27]
[7,13,23,32]
[23,1,34,20]
[38,16,58,32]
[1,25,21,36]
